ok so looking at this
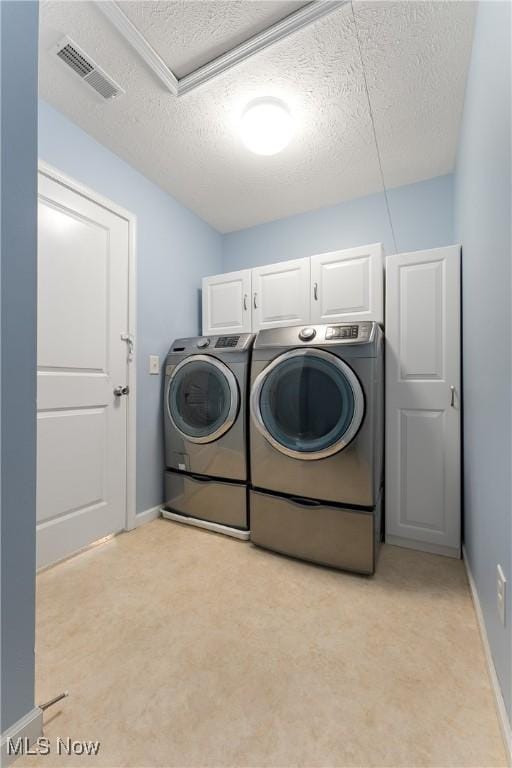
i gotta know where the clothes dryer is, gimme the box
[249,322,383,572]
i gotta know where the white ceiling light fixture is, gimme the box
[240,98,294,156]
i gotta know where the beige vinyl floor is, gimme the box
[20,518,506,768]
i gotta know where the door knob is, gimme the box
[114,385,129,397]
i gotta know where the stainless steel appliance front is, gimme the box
[250,489,381,574]
[164,470,247,529]
[166,354,239,445]
[164,334,254,482]
[250,347,365,461]
[248,322,384,573]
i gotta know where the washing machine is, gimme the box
[249,322,383,573]
[162,333,254,539]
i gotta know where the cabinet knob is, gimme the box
[313,282,318,301]
[243,293,248,311]
[253,292,258,309]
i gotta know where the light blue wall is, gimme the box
[222,174,454,271]
[39,101,455,519]
[454,1,511,720]
[386,175,455,255]
[38,100,223,515]
[1,1,38,732]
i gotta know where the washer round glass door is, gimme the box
[250,348,364,460]
[167,355,239,444]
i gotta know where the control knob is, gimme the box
[197,337,210,349]
[299,327,316,341]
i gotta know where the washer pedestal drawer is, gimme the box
[250,489,380,574]
[164,470,248,529]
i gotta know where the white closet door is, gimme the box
[310,243,383,325]
[385,245,461,557]
[202,269,252,335]
[37,172,130,568]
[252,257,310,332]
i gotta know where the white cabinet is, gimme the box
[202,269,251,335]
[252,257,310,332]
[202,244,383,334]
[385,245,461,557]
[310,243,383,325]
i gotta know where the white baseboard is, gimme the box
[132,504,161,529]
[463,546,512,765]
[386,534,460,559]
[1,707,43,766]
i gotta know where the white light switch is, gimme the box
[149,355,160,375]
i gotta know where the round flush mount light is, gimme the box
[240,98,294,156]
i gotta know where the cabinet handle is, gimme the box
[243,293,248,311]
[290,496,323,507]
[450,385,456,407]
[189,473,212,483]
[253,292,258,309]
[313,282,318,301]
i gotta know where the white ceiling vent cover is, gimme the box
[54,37,124,101]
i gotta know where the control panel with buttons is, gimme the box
[168,333,253,357]
[215,335,241,348]
[325,325,359,340]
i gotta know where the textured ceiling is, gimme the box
[120,1,309,78]
[353,1,476,189]
[38,1,476,233]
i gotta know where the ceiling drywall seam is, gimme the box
[350,1,398,255]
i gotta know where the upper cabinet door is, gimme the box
[252,258,310,332]
[202,269,252,335]
[310,243,384,325]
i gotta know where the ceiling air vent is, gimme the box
[54,37,124,101]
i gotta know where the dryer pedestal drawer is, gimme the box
[164,470,248,529]
[250,489,379,574]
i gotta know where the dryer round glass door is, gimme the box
[250,348,365,460]
[167,355,239,444]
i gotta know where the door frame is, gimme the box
[37,160,138,532]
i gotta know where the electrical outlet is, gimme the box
[497,564,507,626]
[149,355,160,375]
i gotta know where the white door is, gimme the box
[252,257,310,332]
[37,172,130,568]
[385,245,461,557]
[310,243,384,325]
[202,269,252,335]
